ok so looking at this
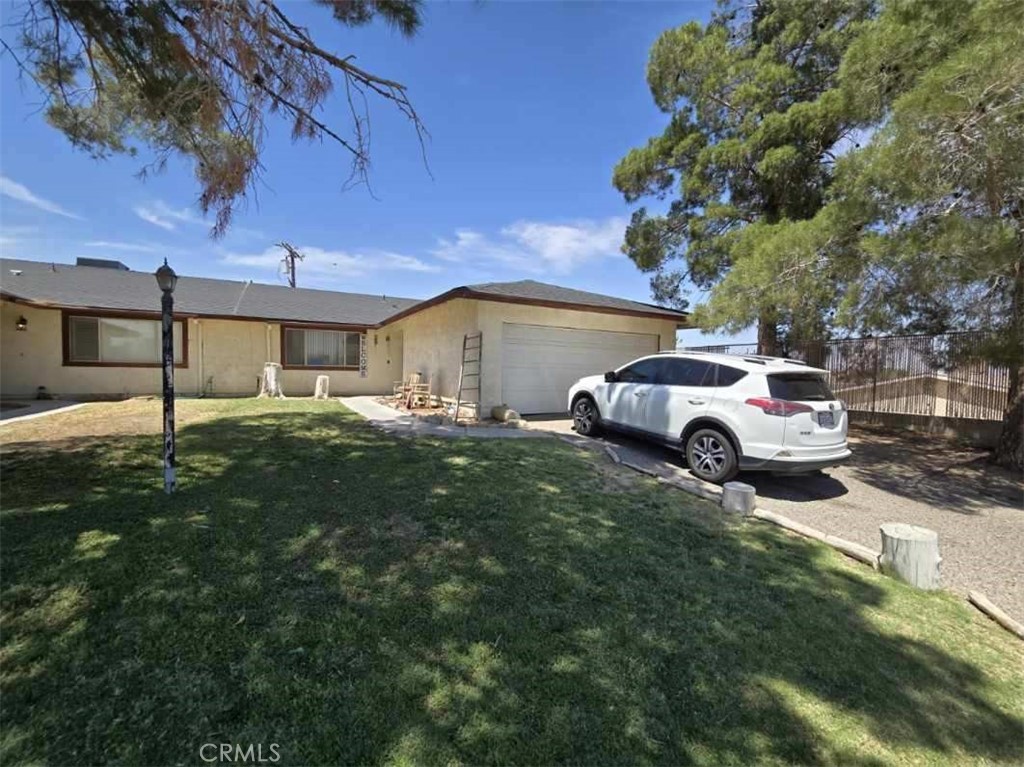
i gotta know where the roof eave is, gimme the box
[378,286,689,327]
[0,292,378,329]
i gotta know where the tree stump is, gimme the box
[879,523,941,589]
[258,362,284,399]
[491,404,521,423]
[314,375,330,400]
[721,481,756,515]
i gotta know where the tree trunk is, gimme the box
[757,313,779,356]
[994,365,1023,470]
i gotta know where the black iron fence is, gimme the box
[685,331,1010,421]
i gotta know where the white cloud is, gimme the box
[133,206,177,231]
[85,240,163,253]
[0,176,83,220]
[134,200,205,231]
[133,200,264,239]
[221,245,440,281]
[432,216,627,275]
[84,240,193,258]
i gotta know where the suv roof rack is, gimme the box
[742,354,809,366]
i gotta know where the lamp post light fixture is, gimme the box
[155,259,178,494]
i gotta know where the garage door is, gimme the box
[501,323,659,414]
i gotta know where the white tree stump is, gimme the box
[879,523,941,589]
[491,404,520,423]
[314,375,330,400]
[258,362,284,399]
[721,481,756,515]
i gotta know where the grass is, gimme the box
[1,399,1022,766]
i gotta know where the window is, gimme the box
[715,365,748,387]
[283,327,361,368]
[617,358,663,383]
[767,373,834,401]
[65,314,185,366]
[660,358,715,387]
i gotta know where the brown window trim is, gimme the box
[61,309,190,369]
[280,324,363,371]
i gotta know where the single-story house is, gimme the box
[1,257,687,414]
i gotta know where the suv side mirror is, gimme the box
[604,371,618,383]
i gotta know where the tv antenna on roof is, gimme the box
[276,241,304,288]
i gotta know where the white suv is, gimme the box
[567,351,851,483]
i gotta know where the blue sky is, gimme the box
[0,1,743,346]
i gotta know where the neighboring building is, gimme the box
[1,258,687,414]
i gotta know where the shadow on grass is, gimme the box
[1,406,1022,765]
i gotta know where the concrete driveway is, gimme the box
[525,415,1024,621]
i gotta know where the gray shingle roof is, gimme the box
[0,258,420,326]
[464,279,687,319]
[0,260,687,327]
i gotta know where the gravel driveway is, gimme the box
[526,416,1024,621]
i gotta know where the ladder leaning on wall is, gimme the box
[454,332,482,425]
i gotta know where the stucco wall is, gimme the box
[0,300,399,399]
[388,298,479,400]
[1,301,201,398]
[386,298,680,413]
[476,302,679,413]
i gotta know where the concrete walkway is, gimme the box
[339,396,550,439]
[0,400,86,424]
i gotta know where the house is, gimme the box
[1,257,687,414]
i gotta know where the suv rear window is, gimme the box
[767,373,834,401]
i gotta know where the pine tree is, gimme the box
[613,0,875,353]
[4,0,426,236]
[713,0,1023,467]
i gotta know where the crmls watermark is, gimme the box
[199,743,281,763]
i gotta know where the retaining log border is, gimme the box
[554,435,1023,642]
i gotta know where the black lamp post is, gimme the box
[155,259,178,494]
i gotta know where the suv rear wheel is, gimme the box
[572,396,601,437]
[685,428,738,483]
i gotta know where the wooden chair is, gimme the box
[406,375,432,409]
[393,372,422,402]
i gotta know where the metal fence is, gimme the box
[684,331,1010,421]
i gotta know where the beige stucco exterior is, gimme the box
[385,298,681,413]
[0,300,399,399]
[2,295,681,407]
[386,298,480,402]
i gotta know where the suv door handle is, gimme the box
[635,391,648,398]
[688,398,706,405]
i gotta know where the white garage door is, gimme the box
[501,323,659,414]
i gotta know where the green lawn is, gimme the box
[1,399,1021,766]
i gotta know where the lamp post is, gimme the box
[155,259,178,494]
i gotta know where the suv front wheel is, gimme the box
[572,396,601,437]
[685,428,738,483]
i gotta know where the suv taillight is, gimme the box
[745,397,814,417]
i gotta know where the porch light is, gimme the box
[155,259,178,293]
[15,315,27,331]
